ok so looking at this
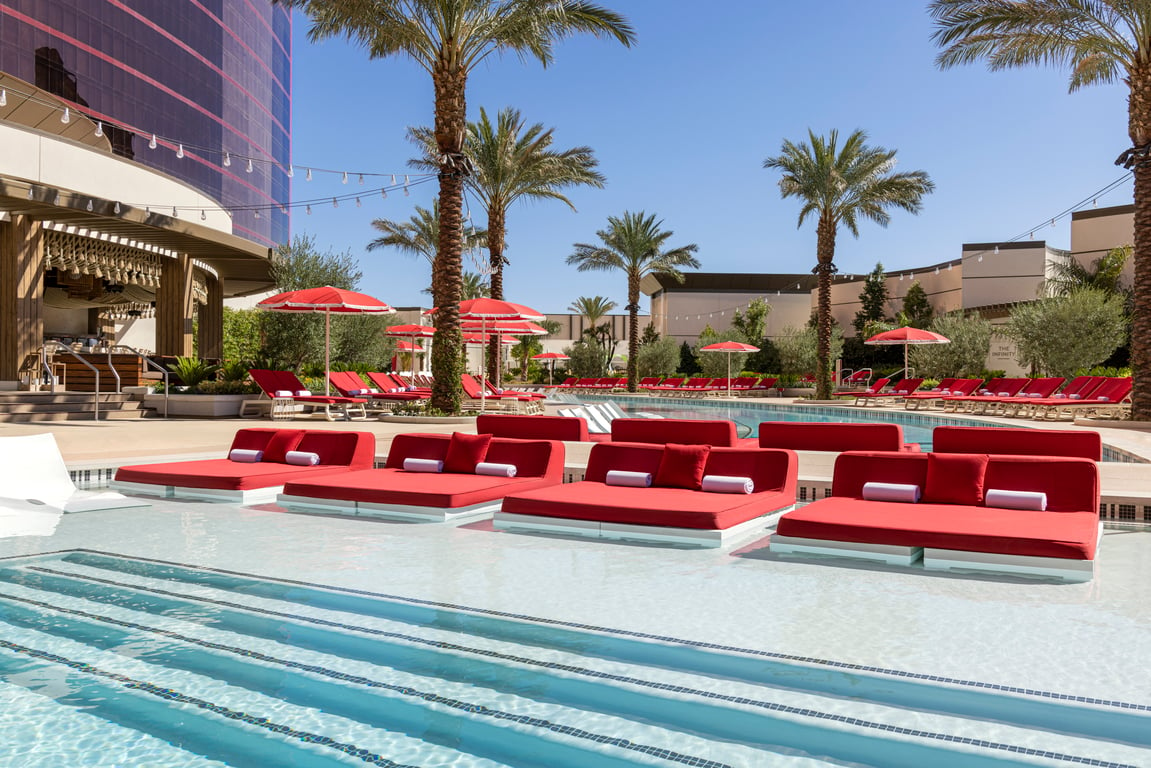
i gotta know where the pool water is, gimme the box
[2,549,1149,767]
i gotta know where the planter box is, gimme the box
[143,394,260,418]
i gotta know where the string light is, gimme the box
[994,246,999,254]
[305,205,311,215]
[113,201,121,214]
[200,210,206,220]
[60,107,70,124]
[332,197,338,208]
[342,171,348,184]
[94,121,103,138]
[86,200,93,212]
[381,188,387,200]
[355,197,362,208]
[171,206,178,217]
[286,165,294,178]
[223,152,232,167]
[148,134,157,150]
[358,173,364,185]
[246,158,253,173]
[306,167,312,181]
[0,89,6,107]
[176,144,184,159]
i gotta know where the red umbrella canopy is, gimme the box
[700,341,760,353]
[532,352,570,360]
[395,341,424,352]
[458,298,546,321]
[257,286,394,314]
[865,327,949,345]
[461,319,548,335]
[385,324,436,338]
[464,333,518,345]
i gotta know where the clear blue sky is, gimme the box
[288,1,1131,315]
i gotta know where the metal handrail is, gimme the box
[109,344,169,418]
[43,341,99,420]
[103,348,122,393]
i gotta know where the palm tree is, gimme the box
[1048,245,1132,298]
[764,129,934,399]
[567,212,700,391]
[569,295,618,373]
[411,106,606,380]
[928,1,1148,418]
[367,201,487,267]
[282,0,635,412]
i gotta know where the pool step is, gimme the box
[1,552,1149,768]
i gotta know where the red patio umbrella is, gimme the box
[864,327,950,379]
[699,341,760,397]
[386,324,435,376]
[532,351,570,385]
[257,286,394,396]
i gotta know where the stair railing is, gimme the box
[108,345,170,418]
[42,341,99,420]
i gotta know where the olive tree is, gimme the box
[692,327,752,378]
[909,311,992,378]
[1003,289,1127,377]
[635,337,680,378]
[776,325,843,383]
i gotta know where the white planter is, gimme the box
[143,394,259,418]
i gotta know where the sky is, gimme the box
[287,1,1132,316]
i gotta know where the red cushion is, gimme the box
[263,430,305,463]
[283,467,560,508]
[443,432,492,474]
[114,459,353,491]
[922,453,988,505]
[654,443,711,490]
[775,498,1098,559]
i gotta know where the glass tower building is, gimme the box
[0,0,290,247]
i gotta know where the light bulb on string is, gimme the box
[148,134,157,150]
[176,144,184,159]
[332,198,338,209]
[305,167,312,181]
[947,262,953,271]
[172,206,178,217]
[200,210,206,220]
[342,171,348,184]
[113,202,121,214]
[978,254,983,262]
[358,173,364,185]
[61,107,70,124]
[390,174,396,185]
[26,187,33,200]
[994,245,999,254]
[305,205,312,215]
[94,121,103,138]
[355,197,362,208]
[934,267,939,275]
[223,152,231,167]
[253,209,260,219]
[0,89,6,106]
[1051,219,1056,228]
[246,158,253,173]
[380,188,387,200]
[286,165,294,178]
[86,200,93,212]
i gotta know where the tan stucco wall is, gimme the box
[1070,206,1134,287]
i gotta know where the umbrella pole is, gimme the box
[480,318,486,414]
[904,343,909,380]
[324,309,331,397]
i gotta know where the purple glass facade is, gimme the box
[0,0,290,246]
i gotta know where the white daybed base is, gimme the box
[769,534,923,566]
[110,481,284,505]
[276,494,501,523]
[492,506,793,548]
[921,548,1095,583]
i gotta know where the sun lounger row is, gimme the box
[919,376,1131,419]
[770,450,1101,582]
[636,377,778,397]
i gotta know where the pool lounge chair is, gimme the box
[902,378,979,410]
[246,369,369,421]
[939,377,1011,412]
[974,377,1065,416]
[328,371,427,411]
[834,377,891,400]
[852,378,923,406]
[278,432,565,522]
[745,377,778,396]
[461,374,542,413]
[112,428,376,504]
[1005,376,1104,420]
[1035,377,1132,421]
[939,377,1028,414]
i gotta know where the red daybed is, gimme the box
[112,428,376,504]
[770,450,1101,581]
[277,432,565,522]
[757,422,919,452]
[609,418,745,447]
[496,442,798,547]
[476,414,591,442]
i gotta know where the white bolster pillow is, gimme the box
[229,448,264,463]
[273,390,293,397]
[997,391,1010,397]
[348,389,365,395]
[985,489,1047,511]
[476,462,517,477]
[285,451,321,466]
[862,482,921,503]
[295,389,312,397]
[605,470,652,488]
[403,458,443,473]
[1069,394,1081,399]
[701,475,754,494]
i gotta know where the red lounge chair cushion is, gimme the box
[283,469,559,509]
[114,459,353,491]
[611,419,738,447]
[654,443,711,489]
[502,482,793,530]
[923,453,988,505]
[263,429,305,463]
[775,498,1098,560]
[932,426,1102,461]
[475,414,590,442]
[443,432,492,474]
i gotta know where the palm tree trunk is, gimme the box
[486,207,506,382]
[627,274,640,392]
[815,214,836,400]
[1129,65,1151,421]
[430,65,467,413]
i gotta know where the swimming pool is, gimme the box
[3,547,1151,767]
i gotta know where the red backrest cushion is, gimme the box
[654,443,711,490]
[484,438,565,479]
[704,448,797,495]
[933,426,1102,461]
[831,452,929,497]
[443,432,492,474]
[296,430,376,468]
[262,429,306,463]
[611,418,738,447]
[585,442,665,481]
[384,433,450,467]
[983,456,1099,513]
[476,414,588,442]
[922,453,989,505]
[229,428,278,453]
[758,422,905,452]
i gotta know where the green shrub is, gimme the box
[167,356,220,387]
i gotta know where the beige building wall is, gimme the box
[961,241,1057,308]
[653,291,811,342]
[1070,205,1134,287]
[827,262,963,335]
